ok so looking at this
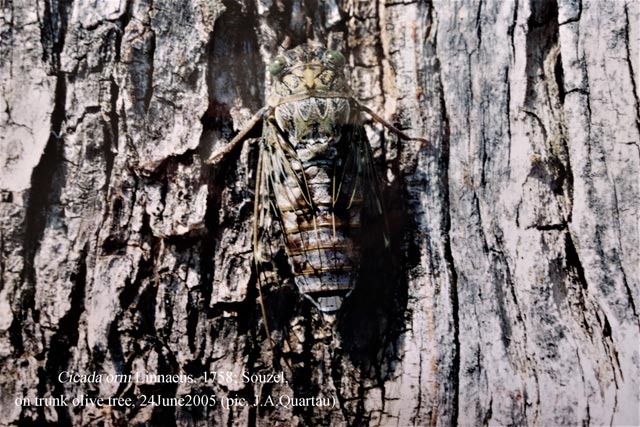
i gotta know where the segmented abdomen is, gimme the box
[270,97,363,312]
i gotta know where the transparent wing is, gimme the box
[358,125,390,250]
[253,130,295,349]
[253,136,290,290]
[260,121,318,279]
[332,118,389,252]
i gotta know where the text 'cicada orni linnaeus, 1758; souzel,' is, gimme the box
[206,43,427,338]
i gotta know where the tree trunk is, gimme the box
[1,0,638,426]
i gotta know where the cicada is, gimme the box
[207,43,426,332]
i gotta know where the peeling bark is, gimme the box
[0,0,638,426]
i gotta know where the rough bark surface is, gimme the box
[0,0,638,426]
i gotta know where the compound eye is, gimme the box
[268,56,287,76]
[324,50,346,68]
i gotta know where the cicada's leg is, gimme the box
[205,106,273,164]
[353,100,429,145]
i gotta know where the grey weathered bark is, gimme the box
[0,0,638,426]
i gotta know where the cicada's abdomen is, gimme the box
[269,97,364,312]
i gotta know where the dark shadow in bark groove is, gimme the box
[336,179,410,370]
[524,0,559,110]
[36,243,88,427]
[17,73,68,360]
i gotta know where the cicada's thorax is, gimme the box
[265,44,364,312]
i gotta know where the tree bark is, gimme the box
[0,0,638,426]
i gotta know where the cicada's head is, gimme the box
[267,44,352,106]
